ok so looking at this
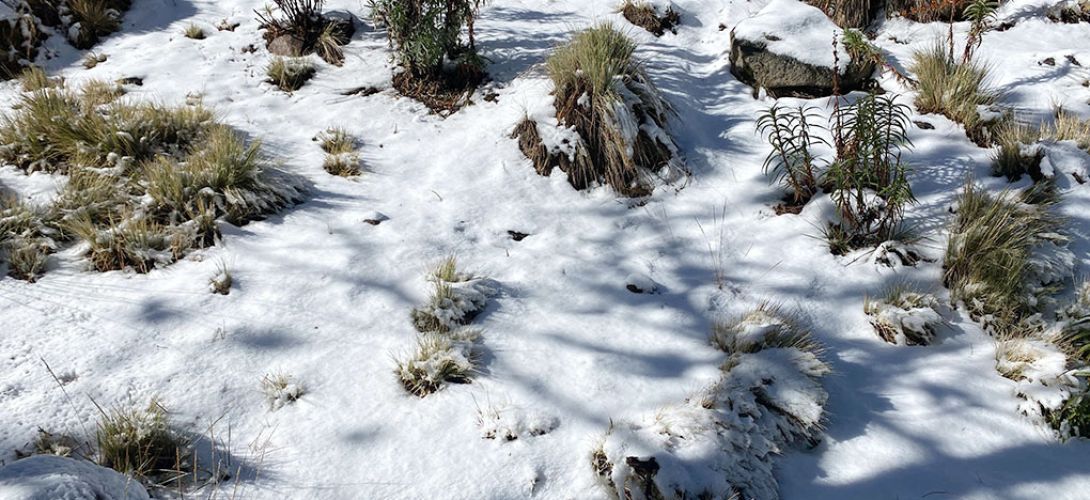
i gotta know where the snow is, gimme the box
[0,0,1089,499]
[0,455,149,500]
[732,0,851,71]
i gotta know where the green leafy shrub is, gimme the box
[825,93,915,252]
[369,0,487,111]
[756,104,825,208]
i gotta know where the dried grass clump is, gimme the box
[266,57,315,92]
[261,372,305,410]
[992,107,1090,181]
[619,1,680,36]
[888,0,971,22]
[410,257,493,333]
[711,303,822,356]
[864,285,943,345]
[317,127,361,176]
[395,329,480,397]
[19,66,59,92]
[911,43,999,144]
[183,23,205,40]
[96,399,187,479]
[944,182,1073,336]
[0,79,301,276]
[515,23,682,197]
[209,260,232,295]
[83,51,108,69]
[0,195,56,282]
[806,0,879,28]
[68,0,131,49]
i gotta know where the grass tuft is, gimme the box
[395,329,480,397]
[183,23,206,40]
[619,0,680,36]
[864,284,943,345]
[261,372,305,410]
[266,57,315,92]
[712,303,823,356]
[96,399,187,479]
[911,43,999,144]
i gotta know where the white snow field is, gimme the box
[2,0,1090,498]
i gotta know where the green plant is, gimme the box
[369,0,487,78]
[266,56,315,91]
[826,93,915,252]
[961,0,998,63]
[96,399,186,478]
[943,182,1070,335]
[395,330,479,396]
[911,42,999,144]
[1046,385,1090,439]
[756,103,825,206]
[183,23,205,40]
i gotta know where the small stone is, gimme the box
[363,211,389,225]
[268,34,306,57]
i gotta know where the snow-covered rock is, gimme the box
[729,0,874,97]
[0,455,150,500]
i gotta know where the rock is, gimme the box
[729,0,874,98]
[625,273,658,294]
[363,211,388,225]
[268,34,306,57]
[0,455,150,500]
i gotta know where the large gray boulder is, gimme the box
[729,0,874,98]
[0,455,150,500]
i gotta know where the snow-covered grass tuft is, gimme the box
[594,305,829,499]
[944,182,1074,336]
[261,372,305,410]
[410,257,495,333]
[395,329,480,397]
[517,22,683,197]
[209,260,232,295]
[95,399,187,479]
[911,42,999,144]
[83,52,108,69]
[0,195,54,281]
[266,57,315,92]
[318,127,361,176]
[864,285,943,346]
[711,303,822,356]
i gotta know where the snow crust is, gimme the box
[0,455,150,500]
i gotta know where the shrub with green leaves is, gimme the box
[514,23,683,197]
[756,104,825,207]
[369,0,486,79]
[826,93,915,253]
[943,182,1074,336]
[911,43,998,144]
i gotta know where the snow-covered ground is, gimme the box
[2,0,1090,498]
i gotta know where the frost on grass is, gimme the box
[0,76,304,277]
[864,286,943,346]
[513,23,685,197]
[261,372,305,410]
[395,329,480,397]
[410,257,497,333]
[594,307,829,499]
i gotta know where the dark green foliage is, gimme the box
[369,0,487,79]
[756,104,825,206]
